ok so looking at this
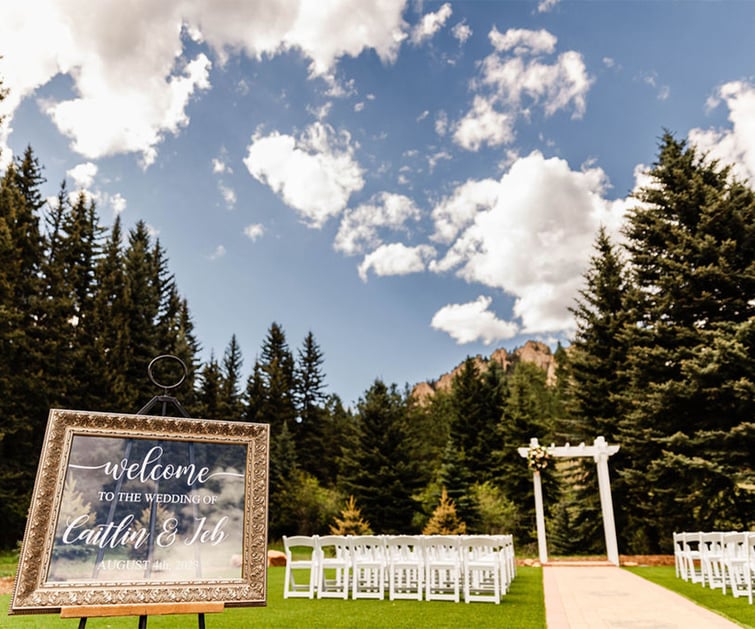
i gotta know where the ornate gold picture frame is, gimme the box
[11,409,269,615]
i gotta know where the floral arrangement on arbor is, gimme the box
[527,444,551,472]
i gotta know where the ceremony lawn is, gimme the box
[0,558,545,628]
[626,566,755,629]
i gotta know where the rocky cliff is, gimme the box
[411,340,559,404]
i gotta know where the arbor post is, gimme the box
[532,469,548,564]
[594,436,620,566]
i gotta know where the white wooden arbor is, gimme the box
[517,436,620,565]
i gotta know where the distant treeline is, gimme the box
[1,131,753,554]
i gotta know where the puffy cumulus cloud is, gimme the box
[430,151,626,335]
[67,162,98,189]
[44,54,211,167]
[0,0,409,165]
[244,223,265,241]
[430,178,499,244]
[410,2,452,45]
[430,296,518,344]
[244,121,364,228]
[453,95,515,151]
[358,243,436,281]
[480,49,591,117]
[452,27,591,152]
[688,80,755,184]
[335,191,421,255]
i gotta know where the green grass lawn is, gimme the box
[626,566,754,629]
[1,565,545,628]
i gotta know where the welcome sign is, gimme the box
[11,409,269,614]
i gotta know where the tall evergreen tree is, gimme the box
[617,132,755,552]
[339,380,422,533]
[560,227,630,552]
[120,221,162,409]
[219,334,244,420]
[0,155,47,547]
[258,322,297,433]
[494,362,559,545]
[294,331,328,479]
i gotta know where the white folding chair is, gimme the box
[461,536,501,604]
[722,532,750,602]
[495,534,516,594]
[282,535,318,598]
[316,535,351,599]
[672,532,686,580]
[385,535,424,600]
[350,535,386,599]
[700,532,726,593]
[681,531,704,584]
[423,535,461,602]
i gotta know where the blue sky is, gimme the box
[1,1,754,407]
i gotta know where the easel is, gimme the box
[62,355,224,629]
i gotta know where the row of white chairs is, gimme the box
[282,534,516,604]
[673,531,754,604]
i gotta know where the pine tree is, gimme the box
[197,353,223,419]
[329,495,373,535]
[0,155,47,547]
[339,380,422,533]
[220,334,244,420]
[560,228,630,552]
[422,488,466,535]
[294,332,328,479]
[494,362,559,545]
[617,132,755,552]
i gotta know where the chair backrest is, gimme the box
[349,535,386,562]
[282,535,317,560]
[316,535,351,561]
[385,535,423,562]
[422,535,461,562]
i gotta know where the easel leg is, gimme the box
[138,614,148,628]
[199,612,206,629]
[78,619,87,629]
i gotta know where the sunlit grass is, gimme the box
[625,566,754,629]
[2,565,545,628]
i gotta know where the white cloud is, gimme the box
[208,244,226,260]
[431,296,518,344]
[480,48,591,117]
[435,111,449,136]
[244,121,364,228]
[453,95,515,151]
[67,162,98,189]
[537,0,560,13]
[0,0,409,165]
[688,80,755,183]
[335,192,420,255]
[212,158,229,174]
[430,151,626,335]
[489,27,556,56]
[431,178,500,244]
[427,150,452,172]
[358,242,436,281]
[219,183,237,209]
[411,3,452,45]
[110,192,127,215]
[452,27,591,153]
[244,223,265,241]
[451,21,472,45]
